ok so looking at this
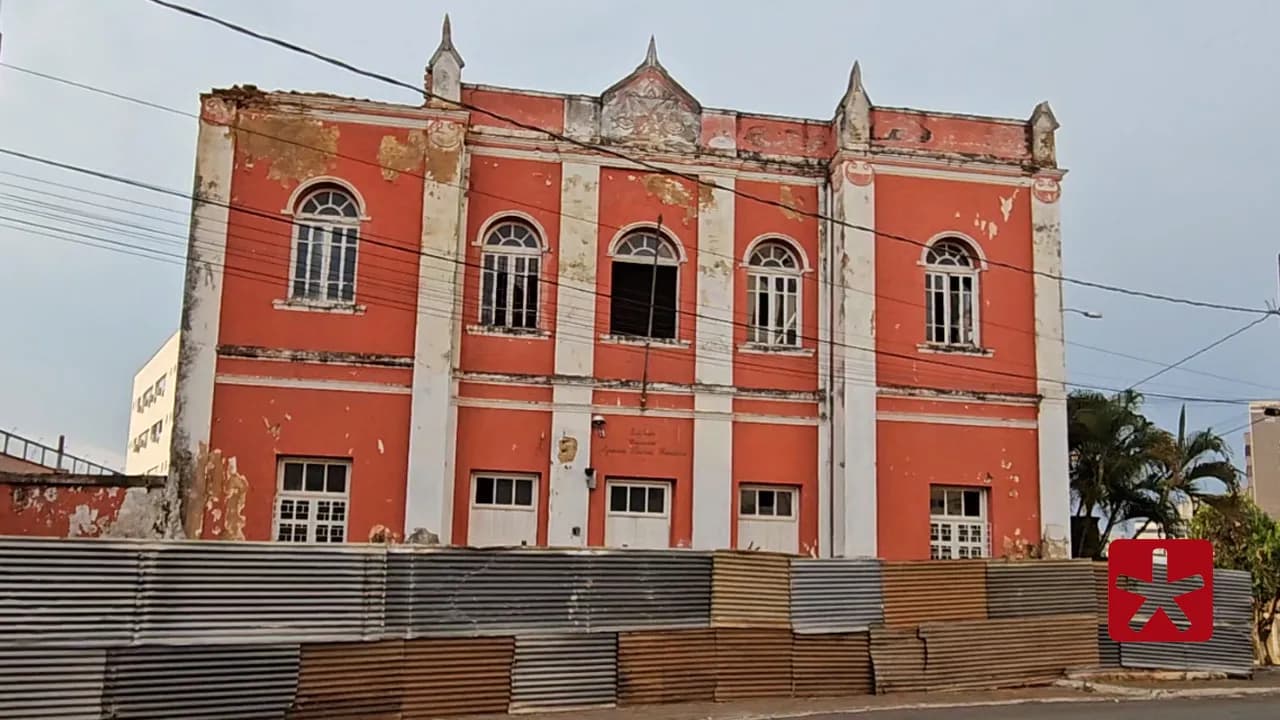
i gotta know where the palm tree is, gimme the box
[1133,405,1240,539]
[1069,390,1168,558]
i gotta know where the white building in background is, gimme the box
[125,330,179,476]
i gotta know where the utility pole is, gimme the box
[638,214,664,410]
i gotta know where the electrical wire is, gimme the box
[8,60,1280,397]
[1126,313,1273,390]
[142,0,1278,318]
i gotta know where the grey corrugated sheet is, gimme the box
[986,561,1097,619]
[1121,625,1254,677]
[136,542,384,644]
[0,538,141,647]
[1097,625,1121,668]
[101,644,300,719]
[510,633,618,712]
[1214,568,1253,626]
[790,558,883,633]
[0,648,105,719]
[582,550,712,630]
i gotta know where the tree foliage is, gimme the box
[1068,390,1237,559]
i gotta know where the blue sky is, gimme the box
[0,0,1276,469]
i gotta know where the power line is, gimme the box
[7,62,1280,397]
[1127,314,1273,390]
[142,0,1278,318]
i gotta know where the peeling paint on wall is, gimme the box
[557,435,579,464]
[235,113,339,185]
[779,186,805,222]
[425,121,464,183]
[376,129,427,181]
[193,443,249,541]
[641,175,696,222]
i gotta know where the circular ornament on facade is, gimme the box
[845,160,874,187]
[1032,176,1061,204]
[201,97,235,126]
[427,120,465,151]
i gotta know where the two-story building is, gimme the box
[169,20,1071,559]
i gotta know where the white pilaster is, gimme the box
[816,184,833,557]
[546,162,600,546]
[1031,175,1071,559]
[692,175,735,550]
[404,120,468,543]
[171,97,235,539]
[830,159,877,558]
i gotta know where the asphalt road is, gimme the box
[819,696,1280,719]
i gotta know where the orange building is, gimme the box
[171,20,1071,560]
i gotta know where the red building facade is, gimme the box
[171,22,1071,560]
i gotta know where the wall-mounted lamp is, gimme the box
[591,414,607,438]
[1064,308,1103,319]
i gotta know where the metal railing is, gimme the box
[0,428,119,475]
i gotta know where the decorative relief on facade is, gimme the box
[1032,176,1061,204]
[845,160,874,187]
[601,74,700,151]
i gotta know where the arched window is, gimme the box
[924,238,979,346]
[290,185,361,303]
[610,228,679,339]
[747,240,802,347]
[480,219,542,330]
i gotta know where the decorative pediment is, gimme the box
[600,37,701,152]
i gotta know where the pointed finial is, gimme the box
[442,14,453,44]
[848,61,863,93]
[1029,100,1059,167]
[644,35,660,67]
[1030,100,1059,130]
[426,13,465,103]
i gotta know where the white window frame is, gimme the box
[479,220,543,331]
[929,486,990,559]
[738,484,797,520]
[470,472,537,511]
[288,186,362,306]
[609,228,682,340]
[273,457,351,544]
[746,241,802,348]
[606,479,671,519]
[923,238,981,348]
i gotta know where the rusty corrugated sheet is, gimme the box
[1091,562,1110,623]
[792,632,872,698]
[616,629,716,706]
[138,542,386,645]
[0,538,141,647]
[986,560,1097,619]
[790,558,883,633]
[102,644,300,719]
[711,551,790,629]
[401,637,513,719]
[289,640,403,720]
[871,614,1097,693]
[880,560,987,628]
[0,648,105,719]
[509,633,617,712]
[1097,625,1120,668]
[713,628,793,701]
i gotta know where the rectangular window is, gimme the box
[608,481,669,515]
[925,271,976,346]
[480,254,540,329]
[747,274,800,347]
[149,420,163,443]
[610,263,677,339]
[928,486,987,559]
[472,474,537,509]
[739,486,796,518]
[275,458,350,544]
[291,224,357,303]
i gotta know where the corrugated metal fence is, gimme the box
[0,537,1257,719]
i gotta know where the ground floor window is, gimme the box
[737,484,799,554]
[275,457,350,543]
[739,486,794,519]
[605,479,671,549]
[929,486,988,559]
[473,474,536,508]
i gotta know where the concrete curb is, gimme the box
[1054,678,1280,700]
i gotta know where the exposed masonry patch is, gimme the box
[235,112,339,185]
[641,174,696,223]
[376,129,427,180]
[425,121,464,183]
[779,185,806,222]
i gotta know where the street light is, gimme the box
[1065,308,1103,319]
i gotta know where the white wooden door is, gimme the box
[604,480,671,549]
[737,485,798,554]
[468,473,538,546]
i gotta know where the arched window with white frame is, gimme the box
[924,237,980,347]
[747,239,802,347]
[290,185,361,304]
[480,219,542,330]
[610,228,680,339]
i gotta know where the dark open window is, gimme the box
[609,229,679,339]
